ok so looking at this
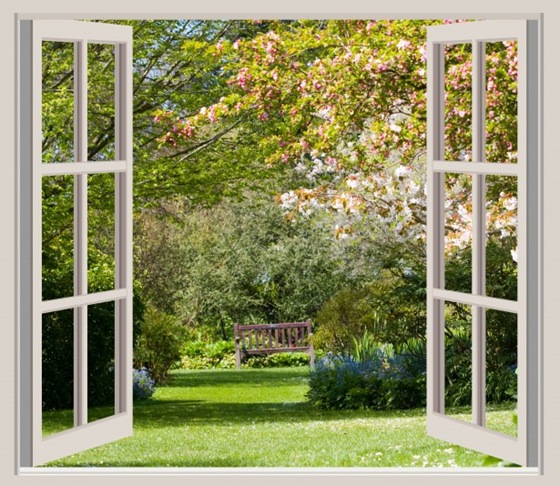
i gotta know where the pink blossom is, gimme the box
[419,43,427,62]
[397,39,411,50]
[207,105,218,122]
[375,59,388,72]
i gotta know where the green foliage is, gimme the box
[135,196,349,340]
[133,368,156,400]
[352,330,384,362]
[40,20,520,420]
[180,339,310,369]
[307,351,426,411]
[134,306,188,383]
[242,352,311,368]
[312,288,374,354]
[180,340,237,369]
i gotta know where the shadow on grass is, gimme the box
[132,398,426,429]
[163,367,311,388]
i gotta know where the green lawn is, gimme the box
[42,367,517,467]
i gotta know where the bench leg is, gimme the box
[235,347,241,369]
[309,345,315,368]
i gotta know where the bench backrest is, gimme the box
[234,321,312,352]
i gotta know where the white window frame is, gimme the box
[426,20,539,467]
[2,2,554,485]
[19,19,134,466]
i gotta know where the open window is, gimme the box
[426,20,539,466]
[17,16,540,470]
[19,20,133,466]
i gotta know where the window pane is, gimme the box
[485,41,518,163]
[42,309,74,437]
[88,302,116,423]
[444,43,472,162]
[444,301,472,423]
[444,173,472,294]
[42,175,74,300]
[88,173,115,292]
[42,41,74,163]
[88,43,116,161]
[486,175,517,300]
[485,309,518,437]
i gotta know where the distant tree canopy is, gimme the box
[41,20,519,405]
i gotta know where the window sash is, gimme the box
[426,19,539,467]
[20,19,133,467]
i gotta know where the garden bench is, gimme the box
[234,321,315,369]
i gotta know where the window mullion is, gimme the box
[73,40,88,427]
[427,41,445,415]
[471,40,487,428]
[114,41,132,416]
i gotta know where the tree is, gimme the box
[135,195,352,341]
[161,20,518,251]
[159,19,518,338]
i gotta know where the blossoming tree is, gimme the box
[156,20,518,268]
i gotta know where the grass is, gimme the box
[42,367,518,468]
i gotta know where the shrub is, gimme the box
[307,348,426,410]
[181,340,236,369]
[312,288,373,354]
[133,367,156,400]
[243,352,311,368]
[180,339,311,369]
[134,306,187,383]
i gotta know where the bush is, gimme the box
[133,367,156,400]
[242,352,311,368]
[180,339,311,369]
[307,348,426,410]
[312,288,373,354]
[134,306,187,383]
[181,340,236,369]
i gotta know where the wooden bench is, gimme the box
[234,321,315,369]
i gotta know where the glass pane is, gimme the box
[485,309,518,437]
[486,175,517,300]
[42,309,74,437]
[42,41,74,163]
[88,43,116,161]
[444,43,472,162]
[88,173,115,292]
[485,41,518,163]
[42,175,74,300]
[88,302,116,423]
[444,301,472,422]
[444,173,472,293]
